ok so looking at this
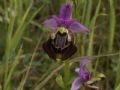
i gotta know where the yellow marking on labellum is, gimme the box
[58,27,68,34]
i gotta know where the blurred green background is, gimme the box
[0,0,120,90]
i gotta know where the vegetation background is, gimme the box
[0,0,120,90]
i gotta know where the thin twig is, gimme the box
[69,52,120,63]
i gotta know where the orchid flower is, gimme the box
[71,58,91,90]
[43,3,88,33]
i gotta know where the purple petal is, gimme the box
[80,69,91,81]
[43,18,58,30]
[71,77,83,90]
[69,21,89,33]
[80,58,90,68]
[78,58,91,81]
[56,18,73,29]
[60,3,72,19]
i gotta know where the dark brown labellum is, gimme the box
[42,27,77,60]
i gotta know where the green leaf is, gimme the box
[115,83,120,90]
[56,74,65,89]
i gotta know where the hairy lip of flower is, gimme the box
[42,27,77,60]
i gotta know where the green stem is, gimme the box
[108,0,116,52]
